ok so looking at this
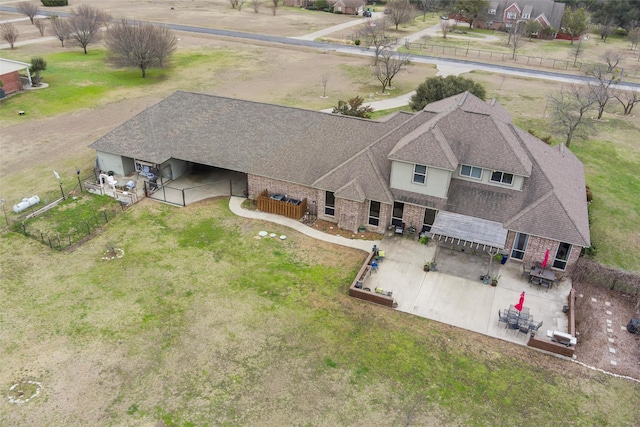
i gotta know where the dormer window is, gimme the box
[413,164,427,184]
[491,171,514,185]
[488,8,496,15]
[522,13,530,19]
[460,164,482,179]
[507,11,517,19]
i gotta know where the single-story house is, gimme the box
[89,90,590,271]
[282,0,364,14]
[0,58,32,96]
[475,0,565,34]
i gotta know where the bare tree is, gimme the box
[440,18,450,39]
[418,0,436,22]
[612,89,640,116]
[105,19,177,78]
[49,15,71,47]
[373,49,410,94]
[602,50,623,72]
[629,28,640,51]
[360,19,391,65]
[549,84,595,148]
[320,72,330,98]
[386,0,415,31]
[271,0,278,15]
[17,2,39,25]
[1,23,19,49]
[252,0,261,12]
[508,21,525,60]
[68,5,111,54]
[570,35,585,67]
[586,66,620,120]
[229,0,238,8]
[598,18,615,42]
[34,18,46,36]
[237,0,247,11]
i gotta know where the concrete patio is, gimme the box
[367,236,572,346]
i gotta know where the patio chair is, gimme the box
[539,278,550,292]
[506,313,519,330]
[394,222,405,236]
[521,265,531,281]
[529,321,543,337]
[498,309,508,326]
[518,321,530,337]
[530,276,541,287]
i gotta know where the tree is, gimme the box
[271,0,279,15]
[570,34,585,66]
[332,96,373,118]
[359,18,392,65]
[561,7,587,44]
[0,23,19,49]
[105,19,177,78]
[586,65,620,120]
[597,18,615,42]
[320,72,329,98]
[549,84,595,148]
[68,5,111,54]
[524,19,542,39]
[440,17,450,39]
[49,15,71,47]
[387,0,415,31]
[507,21,525,59]
[17,2,39,25]
[34,18,46,36]
[417,0,436,22]
[456,0,489,29]
[29,56,47,86]
[602,50,623,72]
[373,49,410,94]
[409,75,486,110]
[630,27,640,51]
[612,89,640,116]
[252,0,260,12]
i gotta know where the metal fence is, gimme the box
[404,41,640,82]
[145,179,248,207]
[13,205,126,251]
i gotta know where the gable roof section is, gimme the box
[392,92,532,176]
[89,91,405,186]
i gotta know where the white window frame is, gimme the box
[413,164,427,185]
[490,170,514,186]
[553,242,572,270]
[507,11,517,19]
[511,233,528,260]
[325,191,335,216]
[460,164,482,179]
[488,8,496,15]
[368,200,381,226]
[522,13,530,19]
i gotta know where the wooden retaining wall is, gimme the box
[527,288,577,358]
[257,189,307,220]
[348,251,394,307]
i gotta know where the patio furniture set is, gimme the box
[498,305,543,338]
[522,264,556,291]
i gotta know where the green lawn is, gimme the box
[1,198,637,425]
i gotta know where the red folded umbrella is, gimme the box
[514,291,525,311]
[541,249,550,269]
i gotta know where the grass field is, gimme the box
[1,12,639,424]
[1,198,638,426]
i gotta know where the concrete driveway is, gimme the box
[367,236,572,346]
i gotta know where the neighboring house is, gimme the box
[0,58,32,96]
[476,0,565,34]
[89,90,590,271]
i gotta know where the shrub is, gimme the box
[41,0,68,6]
[354,39,361,45]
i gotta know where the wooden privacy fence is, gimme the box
[257,190,307,220]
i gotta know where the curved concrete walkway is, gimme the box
[229,196,380,252]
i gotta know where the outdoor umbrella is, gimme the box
[514,291,525,311]
[541,249,550,268]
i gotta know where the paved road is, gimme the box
[2,4,638,94]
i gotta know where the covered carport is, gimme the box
[428,211,509,281]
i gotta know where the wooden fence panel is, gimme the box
[257,190,307,219]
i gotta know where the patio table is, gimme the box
[530,266,556,288]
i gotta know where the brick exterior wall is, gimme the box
[401,204,425,231]
[505,230,582,271]
[1,71,22,95]
[247,174,391,233]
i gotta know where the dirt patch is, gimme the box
[573,280,640,379]
[311,218,383,242]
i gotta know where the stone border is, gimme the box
[7,380,42,404]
